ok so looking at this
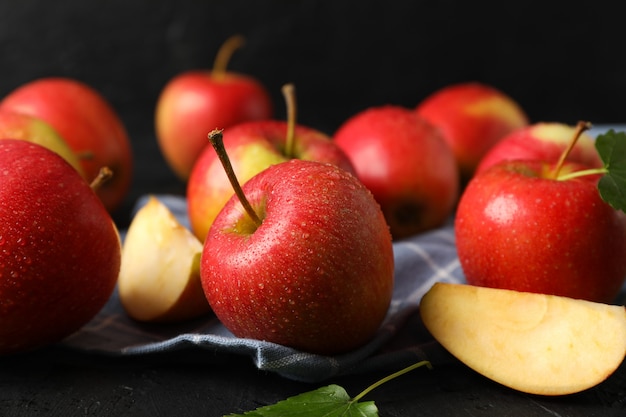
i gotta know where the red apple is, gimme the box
[333,105,459,240]
[0,77,133,213]
[0,140,121,354]
[200,136,394,354]
[155,35,273,180]
[0,109,84,176]
[187,120,355,242]
[476,122,603,175]
[455,158,626,304]
[415,82,529,181]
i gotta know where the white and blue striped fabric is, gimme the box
[60,194,464,382]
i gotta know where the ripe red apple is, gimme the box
[155,35,273,180]
[0,109,84,176]
[0,77,133,213]
[201,133,394,354]
[333,105,459,240]
[0,140,121,354]
[476,122,603,175]
[455,158,626,304]
[415,82,529,181]
[187,119,355,242]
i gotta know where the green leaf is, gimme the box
[224,360,432,417]
[224,384,378,417]
[596,129,626,212]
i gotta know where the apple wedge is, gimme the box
[420,282,626,395]
[118,196,211,322]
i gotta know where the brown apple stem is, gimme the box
[282,83,297,158]
[90,167,113,191]
[551,120,592,179]
[208,129,263,227]
[212,35,246,80]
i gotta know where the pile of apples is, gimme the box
[125,81,396,354]
[140,35,626,396]
[0,34,624,398]
[0,77,133,354]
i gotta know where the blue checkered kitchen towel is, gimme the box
[59,194,464,382]
[58,126,626,383]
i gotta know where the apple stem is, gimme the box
[555,166,608,182]
[90,166,113,191]
[212,35,246,81]
[351,361,433,404]
[282,83,297,158]
[551,120,592,180]
[207,129,263,227]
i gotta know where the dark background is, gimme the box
[1,0,624,224]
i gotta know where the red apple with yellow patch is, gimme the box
[0,109,84,176]
[416,82,529,181]
[476,122,603,175]
[187,85,354,242]
[155,35,273,180]
[455,124,626,303]
[0,77,133,213]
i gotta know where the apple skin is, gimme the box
[455,160,626,303]
[201,159,394,355]
[187,120,355,242]
[333,105,459,240]
[0,77,133,213]
[476,122,603,175]
[415,82,529,181]
[0,109,84,176]
[155,70,273,180]
[0,140,121,355]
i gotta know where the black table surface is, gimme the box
[1,343,624,416]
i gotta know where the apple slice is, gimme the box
[118,196,211,322]
[420,282,626,395]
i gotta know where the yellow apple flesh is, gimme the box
[420,282,626,395]
[118,196,211,322]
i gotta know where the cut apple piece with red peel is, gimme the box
[420,282,626,396]
[118,196,211,323]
